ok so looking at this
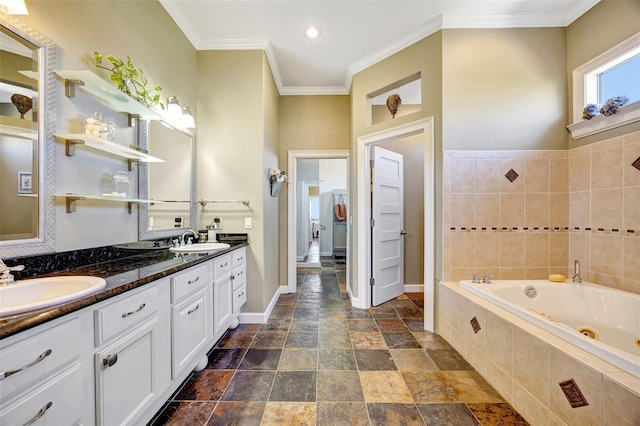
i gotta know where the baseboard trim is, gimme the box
[404,284,424,293]
[238,285,287,324]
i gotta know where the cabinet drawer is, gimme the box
[232,266,246,291]
[232,247,246,267]
[0,364,83,426]
[232,284,246,313]
[0,318,81,398]
[171,263,209,303]
[171,289,209,378]
[213,254,232,278]
[95,285,159,345]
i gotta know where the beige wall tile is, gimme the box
[512,382,550,426]
[603,376,640,426]
[499,158,525,193]
[442,174,452,199]
[465,298,486,352]
[623,237,640,282]
[513,327,550,405]
[591,146,623,190]
[475,194,500,228]
[623,278,640,295]
[569,154,590,192]
[443,153,452,176]
[451,267,476,281]
[550,158,569,193]
[590,234,622,277]
[549,349,603,426]
[451,233,475,267]
[549,233,569,268]
[451,194,475,227]
[525,158,550,193]
[591,188,623,230]
[624,141,640,187]
[475,159,500,193]
[569,233,591,275]
[500,233,525,268]
[499,267,525,279]
[449,290,468,336]
[525,193,550,227]
[569,191,590,228]
[525,267,550,279]
[550,193,569,228]
[500,194,525,228]
[451,158,476,194]
[485,361,513,402]
[623,186,640,230]
[525,233,549,268]
[590,272,623,290]
[475,233,500,269]
[486,311,513,374]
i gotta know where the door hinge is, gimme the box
[370,218,375,227]
[369,159,374,168]
[370,277,375,287]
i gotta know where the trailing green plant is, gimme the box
[92,52,164,109]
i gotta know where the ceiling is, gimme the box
[160,0,599,95]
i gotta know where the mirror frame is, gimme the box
[0,13,56,258]
[138,119,196,241]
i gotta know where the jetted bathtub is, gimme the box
[460,279,640,378]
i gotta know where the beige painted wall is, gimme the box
[351,32,443,298]
[566,0,640,148]
[16,0,197,252]
[278,95,350,283]
[442,28,568,151]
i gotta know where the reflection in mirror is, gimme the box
[368,72,421,125]
[0,14,55,257]
[138,120,195,241]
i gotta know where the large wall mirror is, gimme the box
[138,120,195,241]
[0,14,55,258]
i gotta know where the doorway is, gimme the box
[287,150,350,294]
[355,118,435,331]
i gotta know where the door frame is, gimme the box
[287,150,350,294]
[356,118,435,331]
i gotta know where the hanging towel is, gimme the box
[334,195,347,221]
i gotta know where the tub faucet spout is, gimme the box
[573,260,582,283]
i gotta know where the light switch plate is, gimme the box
[244,217,252,229]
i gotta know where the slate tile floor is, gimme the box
[150,258,529,425]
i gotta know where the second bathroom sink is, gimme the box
[169,242,231,253]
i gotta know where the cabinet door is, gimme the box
[171,288,210,378]
[213,272,232,334]
[0,364,83,425]
[95,318,160,426]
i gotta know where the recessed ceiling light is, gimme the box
[303,24,321,39]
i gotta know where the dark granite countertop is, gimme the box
[0,241,248,340]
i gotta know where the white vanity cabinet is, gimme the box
[93,282,170,426]
[0,316,90,425]
[231,247,247,314]
[170,263,212,378]
[213,253,233,334]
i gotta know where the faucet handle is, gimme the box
[483,273,494,284]
[468,273,481,283]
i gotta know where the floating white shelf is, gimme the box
[54,133,164,169]
[54,193,165,214]
[54,70,165,121]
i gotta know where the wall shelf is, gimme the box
[54,194,164,214]
[54,70,165,121]
[54,133,164,171]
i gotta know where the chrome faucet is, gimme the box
[469,273,481,284]
[0,259,25,286]
[483,273,494,284]
[572,260,582,283]
[180,229,198,246]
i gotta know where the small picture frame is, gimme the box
[18,171,32,194]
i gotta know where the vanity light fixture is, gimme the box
[303,24,321,39]
[0,0,28,14]
[166,96,182,120]
[181,107,196,129]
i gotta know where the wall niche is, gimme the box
[367,72,421,125]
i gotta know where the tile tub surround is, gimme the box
[443,132,640,295]
[438,281,640,426]
[149,260,530,425]
[0,236,248,339]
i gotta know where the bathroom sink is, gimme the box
[169,242,231,253]
[0,276,107,317]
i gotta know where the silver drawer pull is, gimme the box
[102,354,118,368]
[187,276,200,285]
[121,303,146,318]
[23,401,53,426]
[187,304,200,315]
[237,292,244,298]
[0,349,52,380]
[220,262,228,268]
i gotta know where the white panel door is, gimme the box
[371,146,405,306]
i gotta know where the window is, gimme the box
[569,33,640,139]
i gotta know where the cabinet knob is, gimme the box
[103,353,118,368]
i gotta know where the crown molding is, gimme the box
[564,0,600,25]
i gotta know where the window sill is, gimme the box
[567,101,640,139]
